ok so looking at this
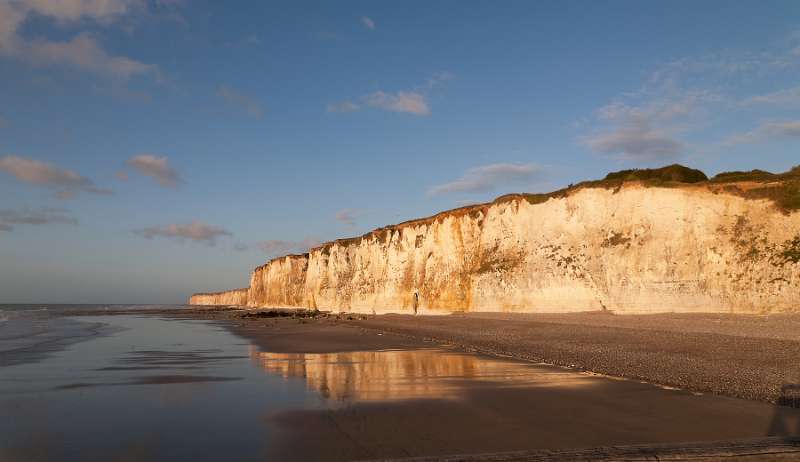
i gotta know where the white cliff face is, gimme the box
[190,184,800,314]
[188,288,248,306]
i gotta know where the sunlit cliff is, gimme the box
[190,165,800,314]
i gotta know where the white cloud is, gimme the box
[741,85,800,107]
[584,121,683,159]
[363,91,430,116]
[428,163,541,196]
[335,209,362,226]
[361,16,375,30]
[257,237,321,257]
[135,221,232,246]
[0,0,155,80]
[583,93,716,159]
[126,154,179,187]
[332,72,452,116]
[0,155,113,198]
[217,85,265,119]
[0,206,77,231]
[724,120,800,145]
[327,101,360,113]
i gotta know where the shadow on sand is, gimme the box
[769,384,800,437]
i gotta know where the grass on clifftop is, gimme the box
[499,164,800,212]
[502,164,708,206]
[709,165,800,212]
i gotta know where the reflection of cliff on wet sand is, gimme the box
[251,347,595,401]
[261,348,800,462]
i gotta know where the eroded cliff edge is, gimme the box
[189,165,800,314]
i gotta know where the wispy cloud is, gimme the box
[235,34,261,46]
[581,33,800,161]
[257,237,321,257]
[335,209,362,226]
[0,206,77,232]
[0,1,156,80]
[327,101,360,113]
[217,85,265,119]
[0,155,113,198]
[363,91,430,116]
[232,242,248,251]
[723,120,800,146]
[642,49,795,92]
[428,163,541,196]
[135,221,232,246]
[27,32,155,78]
[361,16,375,30]
[126,154,179,187]
[741,85,800,107]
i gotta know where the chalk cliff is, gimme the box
[189,287,248,306]
[189,165,800,314]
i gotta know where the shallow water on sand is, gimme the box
[1,314,325,461]
[1,309,798,461]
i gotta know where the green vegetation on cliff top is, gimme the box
[604,164,708,183]
[500,164,800,212]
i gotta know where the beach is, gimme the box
[164,307,800,404]
[1,305,799,461]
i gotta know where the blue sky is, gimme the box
[1,0,799,304]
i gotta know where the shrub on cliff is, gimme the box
[602,164,708,184]
[710,169,777,183]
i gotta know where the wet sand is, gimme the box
[162,308,800,404]
[49,307,800,461]
[350,312,800,404]
[162,310,800,460]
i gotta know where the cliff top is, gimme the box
[254,164,799,269]
[191,287,249,297]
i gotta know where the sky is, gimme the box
[1,0,799,304]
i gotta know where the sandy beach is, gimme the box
[162,307,800,405]
[189,308,800,460]
[349,311,800,404]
